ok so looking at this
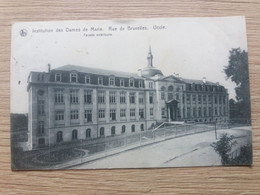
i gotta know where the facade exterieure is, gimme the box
[27,48,229,149]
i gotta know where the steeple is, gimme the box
[147,45,153,67]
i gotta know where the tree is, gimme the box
[211,133,237,165]
[224,48,251,119]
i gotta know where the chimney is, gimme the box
[202,77,206,83]
[48,64,51,72]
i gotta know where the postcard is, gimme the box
[10,16,252,170]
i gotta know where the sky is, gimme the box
[11,16,248,113]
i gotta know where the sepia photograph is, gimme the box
[10,16,252,170]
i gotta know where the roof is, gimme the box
[181,78,219,86]
[54,65,142,79]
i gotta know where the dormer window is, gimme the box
[98,77,103,85]
[120,79,124,87]
[138,81,143,88]
[55,73,61,82]
[85,75,90,84]
[149,82,153,88]
[109,77,115,86]
[129,79,134,87]
[70,73,77,82]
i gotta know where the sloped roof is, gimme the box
[54,65,142,79]
[181,78,219,86]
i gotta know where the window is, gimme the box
[209,107,212,117]
[100,127,105,137]
[204,107,207,116]
[215,107,218,115]
[198,95,201,104]
[109,91,116,104]
[193,107,196,117]
[219,96,222,104]
[121,125,126,134]
[187,107,191,117]
[70,73,77,82]
[38,100,45,115]
[139,109,144,119]
[224,107,226,115]
[182,94,185,104]
[55,111,64,120]
[120,91,126,103]
[129,79,134,87]
[187,94,191,103]
[129,92,135,104]
[70,89,79,104]
[110,109,116,121]
[192,95,196,102]
[149,82,154,88]
[38,138,45,145]
[214,96,218,104]
[223,96,226,104]
[120,79,124,87]
[131,124,135,132]
[98,91,105,104]
[162,108,166,118]
[109,77,115,86]
[37,74,44,81]
[139,92,144,104]
[176,93,179,101]
[55,73,61,82]
[86,129,91,138]
[203,95,207,103]
[150,108,153,117]
[111,126,116,136]
[139,81,143,88]
[120,109,126,118]
[219,107,222,115]
[98,109,105,119]
[130,109,135,117]
[38,121,44,135]
[149,92,153,104]
[55,89,64,103]
[85,75,90,84]
[98,77,103,85]
[198,107,202,117]
[140,124,144,131]
[168,86,173,100]
[84,110,92,122]
[57,131,63,143]
[71,110,79,120]
[161,87,165,100]
[208,95,212,103]
[84,90,92,104]
[72,129,78,140]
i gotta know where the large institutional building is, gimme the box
[27,48,229,149]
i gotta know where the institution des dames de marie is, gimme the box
[27,48,229,149]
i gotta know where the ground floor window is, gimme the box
[86,128,91,138]
[72,129,78,140]
[121,125,126,134]
[131,124,135,132]
[38,138,45,145]
[57,131,63,143]
[111,126,116,136]
[100,127,105,137]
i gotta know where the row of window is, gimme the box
[55,73,144,88]
[185,83,224,92]
[54,108,152,121]
[54,90,154,105]
[184,106,227,118]
[55,124,145,143]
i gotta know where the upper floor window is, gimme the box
[150,108,153,117]
[70,73,77,82]
[223,96,226,104]
[139,92,144,104]
[98,77,103,85]
[85,75,90,84]
[55,89,64,103]
[149,82,154,88]
[138,81,143,88]
[37,74,44,81]
[139,109,144,119]
[120,109,126,118]
[70,89,79,104]
[85,110,92,122]
[192,95,196,102]
[98,91,105,104]
[161,87,165,100]
[38,100,45,115]
[120,79,124,87]
[109,77,115,86]
[55,73,61,82]
[55,111,64,121]
[84,90,92,104]
[70,110,79,120]
[109,91,116,104]
[120,91,126,104]
[130,109,135,117]
[129,92,135,104]
[129,79,134,87]
[149,92,153,104]
[38,121,44,135]
[110,109,116,121]
[98,109,105,119]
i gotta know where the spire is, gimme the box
[147,45,153,67]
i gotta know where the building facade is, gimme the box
[27,48,229,149]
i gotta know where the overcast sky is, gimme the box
[11,16,248,113]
